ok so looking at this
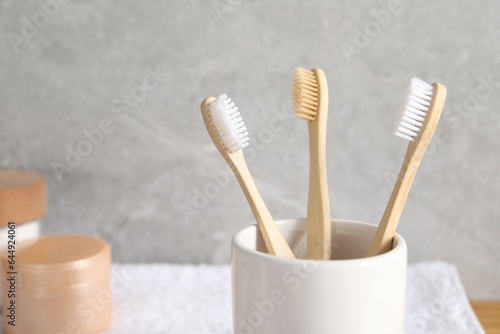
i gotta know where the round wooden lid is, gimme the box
[0,170,46,227]
[1,234,111,289]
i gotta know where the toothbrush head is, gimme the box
[292,67,320,121]
[395,77,434,142]
[206,93,249,153]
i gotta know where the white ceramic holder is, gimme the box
[232,218,407,334]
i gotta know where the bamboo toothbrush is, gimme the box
[293,68,332,260]
[367,77,447,256]
[201,94,295,259]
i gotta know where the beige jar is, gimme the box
[0,169,46,249]
[1,235,112,334]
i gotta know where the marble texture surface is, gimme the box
[0,0,499,298]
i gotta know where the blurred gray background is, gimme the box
[1,0,499,299]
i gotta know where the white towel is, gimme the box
[0,262,484,334]
[405,262,485,334]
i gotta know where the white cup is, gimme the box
[232,218,407,334]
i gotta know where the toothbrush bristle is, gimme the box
[208,94,249,153]
[395,77,434,142]
[292,67,319,121]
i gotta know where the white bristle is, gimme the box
[395,77,434,142]
[208,94,249,153]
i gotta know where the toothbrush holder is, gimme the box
[232,218,407,334]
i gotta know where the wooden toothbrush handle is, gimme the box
[228,151,296,259]
[367,149,420,256]
[307,119,331,260]
[368,83,447,256]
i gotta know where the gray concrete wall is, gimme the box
[1,0,499,299]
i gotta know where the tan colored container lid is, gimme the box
[0,169,46,227]
[1,235,111,290]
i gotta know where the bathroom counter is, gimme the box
[471,301,500,334]
[0,262,486,333]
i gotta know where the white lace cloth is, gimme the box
[0,261,484,334]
